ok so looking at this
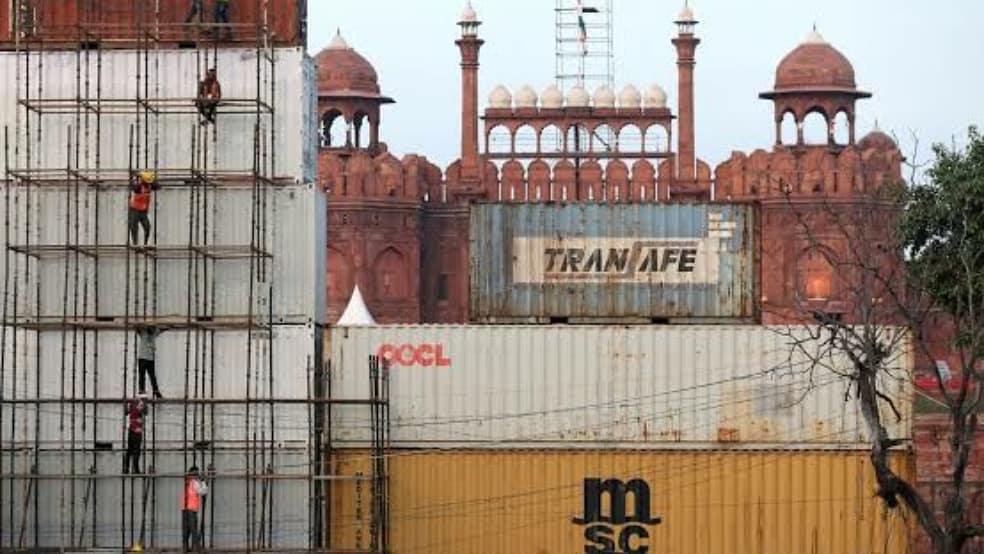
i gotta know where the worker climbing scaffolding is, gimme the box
[137,326,164,398]
[128,171,161,246]
[182,466,209,552]
[122,395,148,474]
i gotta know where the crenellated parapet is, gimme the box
[714,131,904,201]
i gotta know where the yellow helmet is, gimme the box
[138,171,156,184]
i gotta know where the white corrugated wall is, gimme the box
[0,47,316,182]
[328,325,912,449]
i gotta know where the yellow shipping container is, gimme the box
[329,450,914,554]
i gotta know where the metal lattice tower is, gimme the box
[555,0,614,93]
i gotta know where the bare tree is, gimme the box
[769,129,983,554]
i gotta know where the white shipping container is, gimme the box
[327,325,913,449]
[10,449,311,550]
[1,324,318,446]
[0,47,317,182]
[0,182,325,324]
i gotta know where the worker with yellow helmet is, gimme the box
[129,171,160,246]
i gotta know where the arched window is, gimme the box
[373,248,407,300]
[798,247,836,301]
[353,111,370,149]
[590,124,615,154]
[618,124,643,153]
[566,124,590,153]
[644,124,669,153]
[832,111,850,146]
[540,125,563,154]
[515,125,538,155]
[320,110,347,149]
[780,111,797,146]
[802,111,829,145]
[487,125,512,154]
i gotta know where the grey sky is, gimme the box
[311,1,984,172]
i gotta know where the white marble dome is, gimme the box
[540,85,563,108]
[619,84,642,108]
[488,85,512,109]
[566,85,590,107]
[644,84,667,108]
[459,1,478,23]
[677,4,695,22]
[514,84,538,108]
[593,85,616,108]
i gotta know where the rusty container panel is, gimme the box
[0,0,305,47]
[329,449,914,554]
[470,203,757,322]
[327,325,913,448]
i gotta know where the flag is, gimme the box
[577,0,587,56]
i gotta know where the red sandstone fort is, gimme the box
[317,4,903,325]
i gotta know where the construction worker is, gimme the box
[137,326,164,399]
[128,171,160,246]
[183,0,203,25]
[181,466,209,552]
[196,68,222,125]
[122,395,147,474]
[215,0,231,40]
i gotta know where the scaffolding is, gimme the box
[322,354,390,553]
[0,0,330,550]
[554,0,614,93]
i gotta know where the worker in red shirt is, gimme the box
[128,171,160,246]
[122,395,148,474]
[182,466,209,551]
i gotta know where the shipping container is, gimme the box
[470,203,757,322]
[327,325,912,449]
[329,449,914,554]
[6,448,311,549]
[0,47,317,182]
[0,0,305,47]
[1,324,317,446]
[0,182,325,324]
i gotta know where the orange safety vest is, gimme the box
[182,478,202,512]
[130,183,152,212]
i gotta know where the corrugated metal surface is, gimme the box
[470,203,757,321]
[0,182,324,323]
[0,47,316,182]
[327,325,912,448]
[7,449,310,549]
[0,0,305,46]
[330,449,914,554]
[2,324,315,445]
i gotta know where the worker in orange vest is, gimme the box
[128,171,160,246]
[181,466,208,552]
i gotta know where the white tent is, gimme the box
[336,285,376,325]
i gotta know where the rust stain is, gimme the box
[717,427,740,442]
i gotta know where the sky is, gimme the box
[311,0,984,172]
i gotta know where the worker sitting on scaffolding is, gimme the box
[137,325,164,399]
[122,394,148,474]
[196,68,222,126]
[128,171,160,246]
[182,466,209,552]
